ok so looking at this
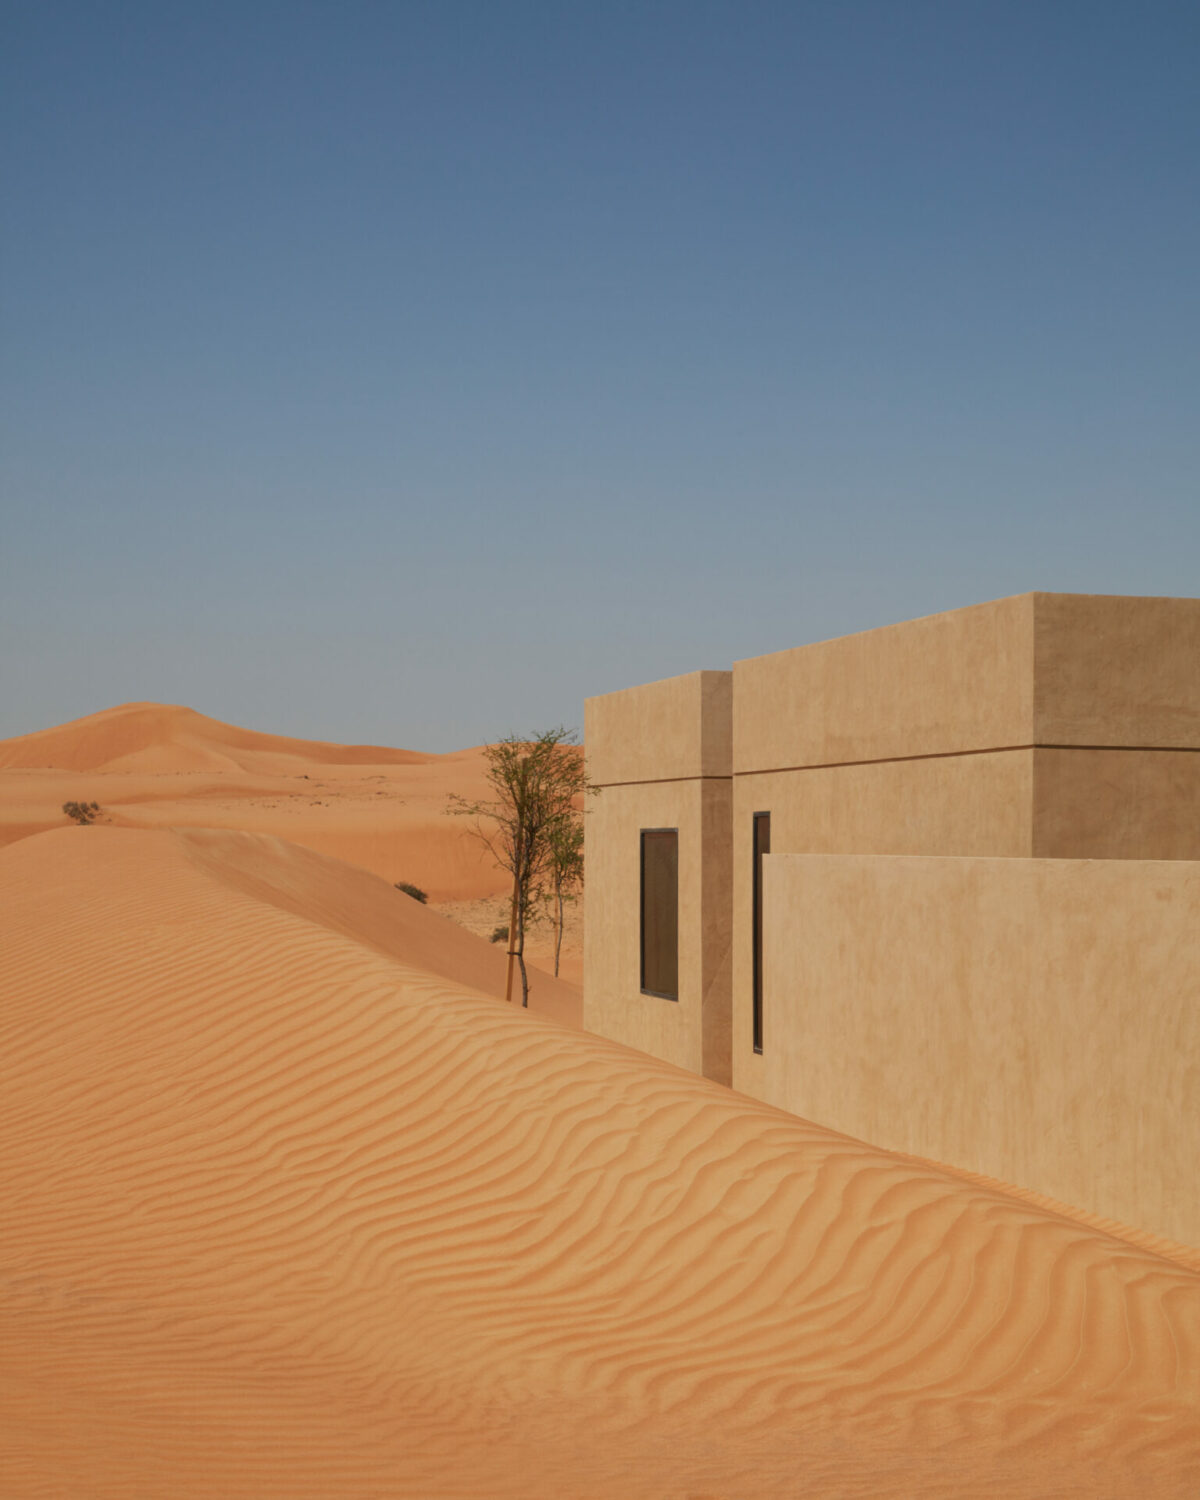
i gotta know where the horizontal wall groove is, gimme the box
[592,774,733,789]
[734,742,1200,776]
[594,744,1199,788]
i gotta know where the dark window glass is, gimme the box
[640,829,679,999]
[752,812,770,1053]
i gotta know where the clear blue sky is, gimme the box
[3,1,1197,749]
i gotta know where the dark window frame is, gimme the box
[639,827,679,1001]
[752,811,770,1054]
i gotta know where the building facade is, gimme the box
[584,593,1200,1246]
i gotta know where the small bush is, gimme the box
[490,925,509,944]
[63,800,100,825]
[395,881,428,904]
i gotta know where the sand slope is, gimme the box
[2,826,1197,1497]
[0,702,583,982]
[178,826,580,1026]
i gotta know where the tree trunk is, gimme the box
[514,836,530,1008]
[517,948,529,1007]
[516,893,530,1007]
[504,870,520,1004]
[554,884,564,977]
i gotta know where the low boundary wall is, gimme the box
[761,853,1200,1246]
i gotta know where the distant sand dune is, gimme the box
[0,705,581,981]
[0,700,432,774]
[2,826,1196,1497]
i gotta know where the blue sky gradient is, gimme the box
[3,1,1197,748]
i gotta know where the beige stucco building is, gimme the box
[584,593,1200,1246]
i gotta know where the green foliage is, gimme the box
[490,924,509,944]
[62,800,100,825]
[542,813,585,976]
[394,881,428,903]
[448,728,594,1005]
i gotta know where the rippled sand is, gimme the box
[2,825,1196,1497]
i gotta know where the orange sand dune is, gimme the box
[0,703,582,981]
[2,826,1197,1498]
[178,826,580,1027]
[0,700,431,774]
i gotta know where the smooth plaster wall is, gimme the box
[1033,748,1200,859]
[732,592,1200,775]
[730,752,1035,1096]
[585,670,732,786]
[698,780,733,1085]
[758,852,1200,1247]
[587,592,1198,1103]
[1033,593,1200,747]
[583,778,732,1082]
[733,593,1035,772]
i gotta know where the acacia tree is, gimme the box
[543,814,584,977]
[448,728,589,1007]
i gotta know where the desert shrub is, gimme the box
[63,800,100,825]
[395,881,428,904]
[447,728,591,1005]
[490,925,509,944]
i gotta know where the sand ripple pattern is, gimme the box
[2,827,1198,1498]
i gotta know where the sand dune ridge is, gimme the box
[0,700,432,774]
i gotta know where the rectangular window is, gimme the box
[640,829,679,999]
[752,812,770,1053]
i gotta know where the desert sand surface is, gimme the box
[0,701,583,987]
[2,823,1197,1498]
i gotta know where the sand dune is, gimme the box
[0,702,583,982]
[2,825,1197,1497]
[0,700,430,774]
[180,826,581,1026]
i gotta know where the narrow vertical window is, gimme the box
[752,812,770,1053]
[640,829,679,999]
